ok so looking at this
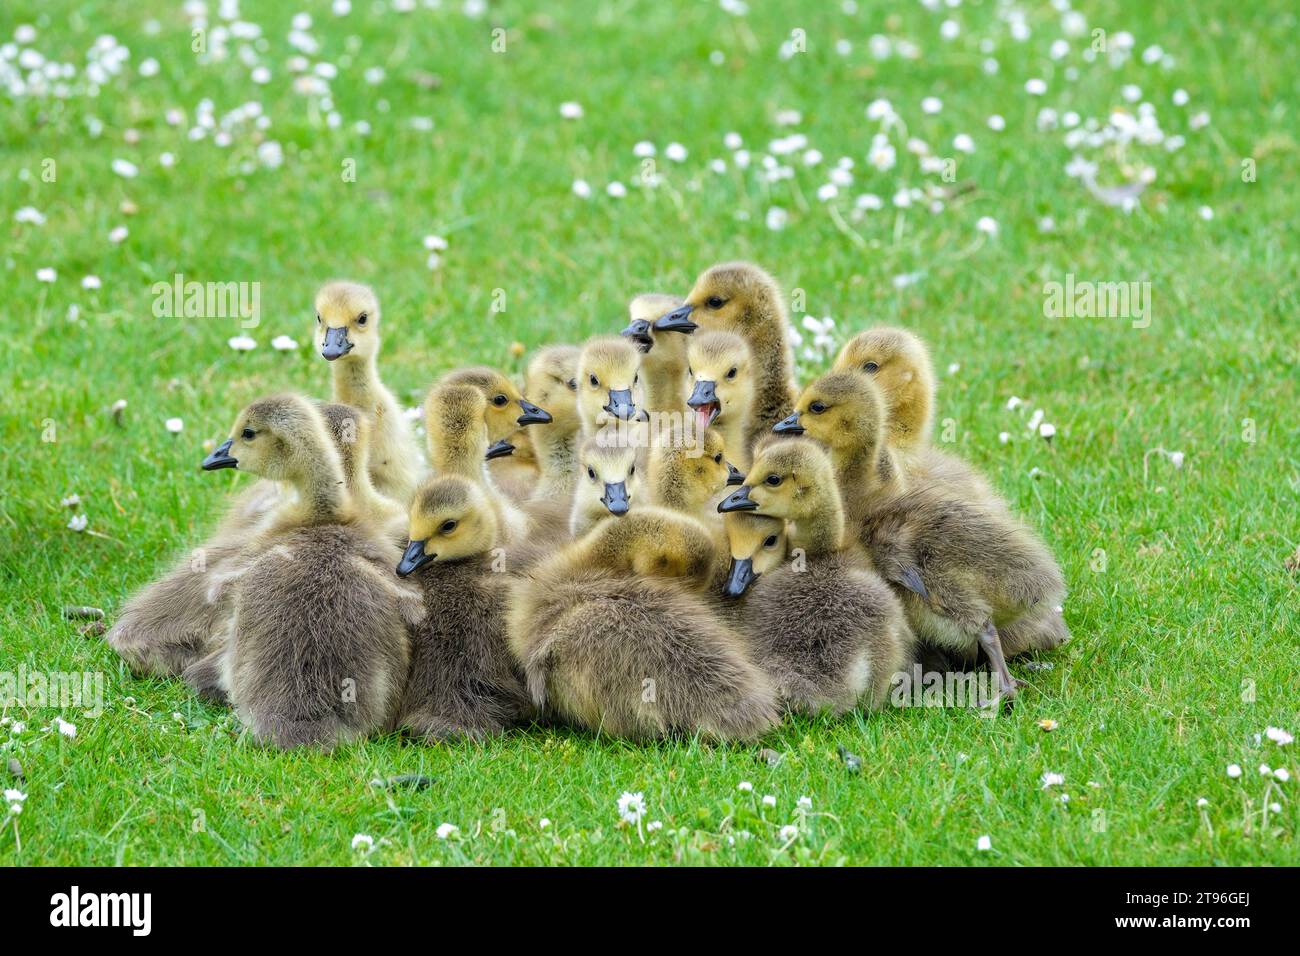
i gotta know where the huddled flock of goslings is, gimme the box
[106,261,1070,749]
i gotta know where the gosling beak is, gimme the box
[718,485,758,513]
[725,461,745,485]
[320,325,353,361]
[485,439,516,460]
[396,539,435,577]
[516,398,552,426]
[621,318,654,352]
[653,304,697,334]
[773,412,805,435]
[687,379,721,431]
[603,388,637,421]
[600,480,630,516]
[723,557,758,598]
[201,438,238,471]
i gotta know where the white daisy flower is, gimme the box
[796,796,812,810]
[632,141,656,158]
[987,114,1006,131]
[68,514,88,532]
[558,101,583,120]
[605,181,627,198]
[228,335,257,351]
[976,216,998,236]
[921,96,942,114]
[55,716,77,738]
[976,834,992,851]
[15,206,46,225]
[664,142,688,162]
[36,267,57,283]
[1265,727,1293,746]
[571,179,592,199]
[1172,89,1189,107]
[1275,768,1290,783]
[617,791,646,825]
[1024,78,1047,96]
[165,417,184,434]
[109,225,129,243]
[435,822,459,839]
[737,781,753,792]
[1041,771,1065,788]
[778,824,798,841]
[765,207,788,230]
[271,335,297,351]
[81,275,102,290]
[111,158,139,178]
[351,834,374,851]
[1226,763,1242,778]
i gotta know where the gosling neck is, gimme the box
[332,352,391,412]
[641,340,689,413]
[714,404,751,471]
[279,449,352,528]
[788,481,845,557]
[534,421,580,495]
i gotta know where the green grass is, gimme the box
[2,0,1298,865]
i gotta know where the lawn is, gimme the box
[1,0,1297,866]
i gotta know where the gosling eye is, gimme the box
[315,313,322,325]
[628,465,635,476]
[566,378,577,391]
[356,312,368,326]
[589,374,600,388]
[863,361,879,373]
[241,427,256,440]
[587,466,597,481]
[764,474,783,487]
[705,295,725,309]
[809,401,827,414]
[492,394,509,407]
[763,535,778,548]
[713,453,722,464]
[439,519,457,534]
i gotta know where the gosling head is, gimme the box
[578,434,640,518]
[833,326,935,449]
[687,330,753,433]
[440,366,552,445]
[658,261,783,337]
[202,393,333,482]
[524,344,581,437]
[424,383,493,468]
[648,427,741,511]
[717,438,835,521]
[721,512,788,598]
[623,293,691,352]
[397,476,500,576]
[576,335,640,428]
[314,280,380,363]
[774,370,887,460]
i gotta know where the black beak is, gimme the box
[687,379,719,417]
[773,412,805,435]
[485,439,515,460]
[516,398,552,426]
[201,438,238,471]
[320,325,353,361]
[396,539,435,577]
[718,485,758,513]
[621,318,654,352]
[723,557,758,598]
[725,462,745,485]
[600,481,630,516]
[603,388,637,421]
[653,304,697,334]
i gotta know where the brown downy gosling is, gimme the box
[506,507,778,742]
[439,365,552,499]
[833,334,1070,658]
[570,434,645,537]
[194,394,419,749]
[575,335,641,436]
[718,445,912,714]
[522,344,583,500]
[424,382,529,544]
[392,475,533,740]
[621,293,691,414]
[646,425,744,528]
[687,330,756,471]
[315,281,422,502]
[833,326,937,454]
[765,373,1068,698]
[660,261,797,446]
[774,370,906,525]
